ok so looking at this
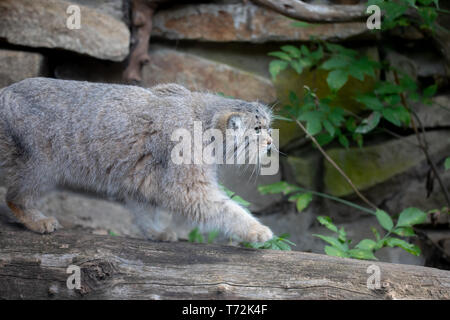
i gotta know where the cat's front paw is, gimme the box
[244,223,274,243]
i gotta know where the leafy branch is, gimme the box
[314,207,426,260]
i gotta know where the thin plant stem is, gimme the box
[291,186,376,215]
[292,117,379,211]
[393,71,450,207]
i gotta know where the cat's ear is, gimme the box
[227,114,242,130]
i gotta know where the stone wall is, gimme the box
[0,0,449,268]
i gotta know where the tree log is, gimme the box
[250,0,368,22]
[0,218,449,299]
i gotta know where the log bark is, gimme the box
[0,218,449,299]
[250,0,368,22]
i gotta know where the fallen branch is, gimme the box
[251,0,368,22]
[0,219,449,299]
[123,0,155,83]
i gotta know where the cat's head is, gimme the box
[213,99,273,165]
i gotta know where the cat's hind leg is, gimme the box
[6,183,59,234]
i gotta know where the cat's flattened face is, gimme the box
[225,103,273,161]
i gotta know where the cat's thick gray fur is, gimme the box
[0,77,273,242]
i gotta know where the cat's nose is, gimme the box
[267,138,272,145]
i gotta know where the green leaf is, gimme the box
[348,64,366,81]
[290,60,304,74]
[220,184,251,207]
[273,114,293,122]
[207,230,220,244]
[381,108,402,127]
[269,60,289,80]
[275,240,291,251]
[376,209,394,231]
[242,235,296,251]
[321,56,351,70]
[375,82,404,95]
[353,133,364,148]
[328,107,346,126]
[348,249,377,260]
[352,56,378,79]
[317,216,338,233]
[315,132,335,146]
[258,181,300,195]
[445,157,450,170]
[299,110,322,123]
[324,245,349,258]
[231,195,251,207]
[296,193,313,212]
[384,237,421,256]
[306,118,322,136]
[396,207,427,227]
[338,134,349,148]
[393,226,416,237]
[188,228,204,243]
[355,239,377,251]
[399,75,418,93]
[423,84,437,99]
[327,69,349,92]
[325,43,358,57]
[314,234,348,251]
[281,45,301,58]
[278,234,296,246]
[371,227,381,241]
[322,119,336,136]
[355,111,381,134]
[300,45,310,56]
[311,45,324,61]
[383,94,401,106]
[268,51,292,61]
[338,227,347,242]
[356,94,384,111]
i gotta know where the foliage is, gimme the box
[259,2,447,260]
[269,41,437,149]
[241,234,296,251]
[220,184,251,208]
[313,207,426,260]
[367,0,441,32]
[259,181,312,213]
[258,179,429,259]
[188,227,219,244]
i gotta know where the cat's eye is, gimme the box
[255,126,261,134]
